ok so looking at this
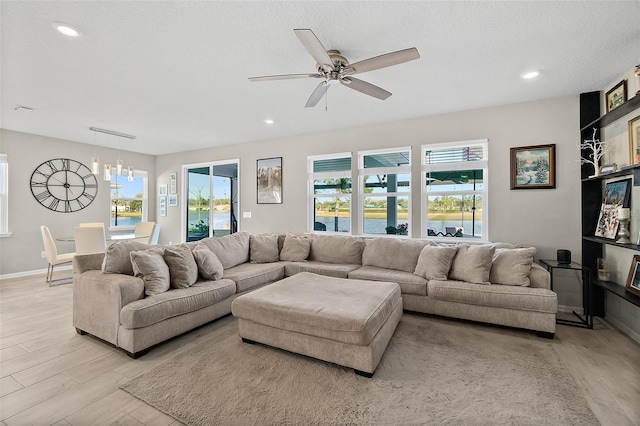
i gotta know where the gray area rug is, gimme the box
[121,315,599,425]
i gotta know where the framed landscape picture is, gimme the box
[510,144,556,189]
[605,80,627,113]
[257,157,282,204]
[625,255,640,297]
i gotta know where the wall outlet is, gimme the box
[41,251,47,258]
[243,212,252,219]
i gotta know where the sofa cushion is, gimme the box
[284,261,361,279]
[279,233,311,261]
[102,241,153,275]
[448,245,495,284]
[362,238,431,272]
[413,245,458,280]
[250,234,280,263]
[348,265,427,296]
[130,249,170,296]
[231,272,401,346]
[199,232,250,269]
[490,247,536,286]
[427,280,557,313]
[192,248,224,281]
[163,244,199,289]
[223,262,285,292]
[308,234,364,265]
[120,279,237,329]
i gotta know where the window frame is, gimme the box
[358,147,412,237]
[0,154,9,237]
[421,139,488,242]
[307,152,353,234]
[108,169,148,231]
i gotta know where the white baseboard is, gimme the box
[0,265,72,281]
[601,315,640,345]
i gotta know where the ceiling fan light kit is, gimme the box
[249,29,420,108]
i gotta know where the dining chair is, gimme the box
[40,225,75,285]
[149,223,161,244]
[131,221,156,244]
[74,226,107,255]
[79,222,105,228]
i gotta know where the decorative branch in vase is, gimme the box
[580,128,609,177]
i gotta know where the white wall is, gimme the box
[0,129,156,275]
[156,95,583,307]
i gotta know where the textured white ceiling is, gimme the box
[2,1,639,155]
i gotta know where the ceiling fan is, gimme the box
[249,29,420,108]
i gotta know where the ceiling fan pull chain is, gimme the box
[325,86,328,112]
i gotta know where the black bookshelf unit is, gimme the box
[581,91,640,317]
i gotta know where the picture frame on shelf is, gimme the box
[624,255,640,297]
[510,144,556,189]
[628,115,640,165]
[594,178,631,239]
[605,80,627,113]
[600,164,618,174]
[257,157,282,204]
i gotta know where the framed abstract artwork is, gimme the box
[257,157,282,204]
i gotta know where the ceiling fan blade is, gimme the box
[294,29,334,71]
[305,81,328,108]
[249,73,322,82]
[341,77,391,100]
[344,47,420,75]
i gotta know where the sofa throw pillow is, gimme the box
[279,233,311,261]
[102,241,153,275]
[192,247,224,281]
[413,245,458,280]
[163,244,199,289]
[199,232,250,269]
[308,234,365,265]
[130,249,170,296]
[490,247,536,286]
[448,245,495,284]
[250,234,280,263]
[362,238,431,272]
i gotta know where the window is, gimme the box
[358,148,411,236]
[422,140,488,241]
[308,153,352,233]
[0,154,9,237]
[110,170,148,229]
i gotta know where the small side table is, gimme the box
[539,259,593,329]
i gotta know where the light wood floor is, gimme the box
[1,273,639,426]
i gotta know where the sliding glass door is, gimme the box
[184,160,239,242]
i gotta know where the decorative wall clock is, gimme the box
[30,158,98,212]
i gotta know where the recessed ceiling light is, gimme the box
[264,119,275,125]
[522,70,540,79]
[53,22,81,37]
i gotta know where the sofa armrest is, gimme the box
[529,263,551,289]
[73,253,105,274]
[73,270,144,345]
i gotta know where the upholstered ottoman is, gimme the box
[231,272,402,377]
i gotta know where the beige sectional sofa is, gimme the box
[72,232,557,358]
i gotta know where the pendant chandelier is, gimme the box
[89,127,136,181]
